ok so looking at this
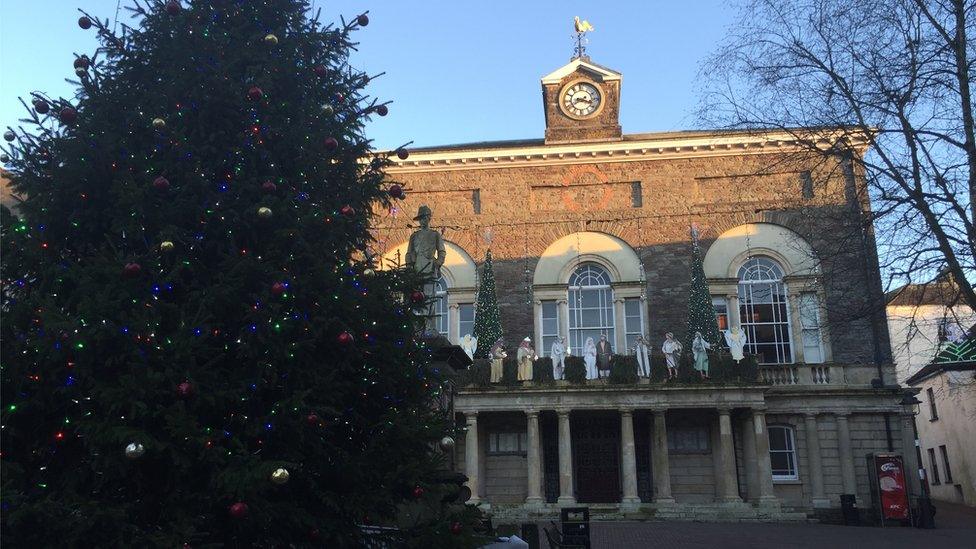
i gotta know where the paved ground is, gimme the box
[532,501,976,549]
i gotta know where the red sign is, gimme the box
[875,455,910,520]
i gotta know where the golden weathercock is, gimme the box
[574,16,595,33]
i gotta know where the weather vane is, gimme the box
[573,16,594,59]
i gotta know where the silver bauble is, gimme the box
[439,436,455,452]
[124,442,145,459]
[271,467,290,484]
[257,206,273,219]
[320,104,334,116]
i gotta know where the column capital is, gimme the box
[716,406,732,415]
[750,406,768,415]
[833,411,851,419]
[803,411,820,419]
[651,407,668,416]
[619,407,634,416]
[557,409,572,418]
[464,411,479,424]
[526,409,540,418]
[448,303,460,310]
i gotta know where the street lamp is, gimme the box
[900,393,934,528]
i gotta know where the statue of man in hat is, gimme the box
[405,205,445,278]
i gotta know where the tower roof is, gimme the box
[541,57,622,85]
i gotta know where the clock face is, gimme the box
[561,81,602,118]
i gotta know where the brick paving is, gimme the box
[533,501,976,549]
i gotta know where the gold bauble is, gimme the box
[271,467,290,484]
[363,268,375,276]
[264,34,279,45]
[152,118,166,129]
[257,206,273,219]
[160,241,175,252]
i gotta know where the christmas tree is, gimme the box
[471,250,503,359]
[685,225,721,350]
[0,2,479,546]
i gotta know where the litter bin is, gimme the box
[841,494,859,525]
[520,523,539,549]
[916,496,936,529]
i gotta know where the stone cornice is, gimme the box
[379,129,872,174]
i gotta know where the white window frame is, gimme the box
[768,425,799,481]
[488,432,528,456]
[541,300,560,354]
[798,292,824,363]
[458,302,475,339]
[738,257,794,364]
[623,297,645,353]
[433,276,449,337]
[567,263,616,353]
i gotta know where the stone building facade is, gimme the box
[375,56,916,521]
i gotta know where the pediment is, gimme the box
[541,57,622,85]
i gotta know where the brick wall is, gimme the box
[379,148,891,365]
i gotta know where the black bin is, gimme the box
[520,522,540,549]
[916,496,936,529]
[841,494,859,525]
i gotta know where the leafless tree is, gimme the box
[699,0,975,318]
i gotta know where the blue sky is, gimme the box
[0,1,734,150]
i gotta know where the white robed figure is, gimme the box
[662,332,682,380]
[723,327,747,363]
[634,335,650,377]
[517,337,535,382]
[460,334,478,361]
[550,336,568,380]
[583,337,598,380]
[692,331,711,379]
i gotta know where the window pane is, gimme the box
[770,452,791,474]
[739,257,793,364]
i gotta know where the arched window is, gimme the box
[432,276,448,336]
[738,257,793,364]
[568,263,615,352]
[768,425,798,481]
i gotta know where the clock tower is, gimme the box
[541,56,623,144]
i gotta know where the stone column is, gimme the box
[448,302,460,344]
[804,413,828,507]
[836,413,857,499]
[651,409,674,503]
[900,413,922,497]
[752,409,777,503]
[532,300,543,351]
[613,298,627,352]
[620,409,640,506]
[741,414,758,502]
[525,410,544,506]
[464,412,481,504]
[716,408,742,502]
[557,299,570,349]
[557,410,576,505]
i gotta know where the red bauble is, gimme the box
[59,107,78,125]
[396,148,409,160]
[313,64,327,78]
[78,16,92,29]
[375,104,388,117]
[247,86,263,102]
[123,262,142,277]
[357,14,369,26]
[450,522,463,535]
[340,205,355,217]
[308,528,321,541]
[271,282,286,296]
[337,331,354,345]
[32,99,50,114]
[228,502,249,519]
[261,180,277,193]
[323,137,339,152]
[305,413,320,426]
[334,92,344,103]
[152,176,170,190]
[412,486,425,499]
[165,0,181,15]
[176,381,193,398]
[73,56,90,70]
[388,184,404,199]
[410,290,425,304]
